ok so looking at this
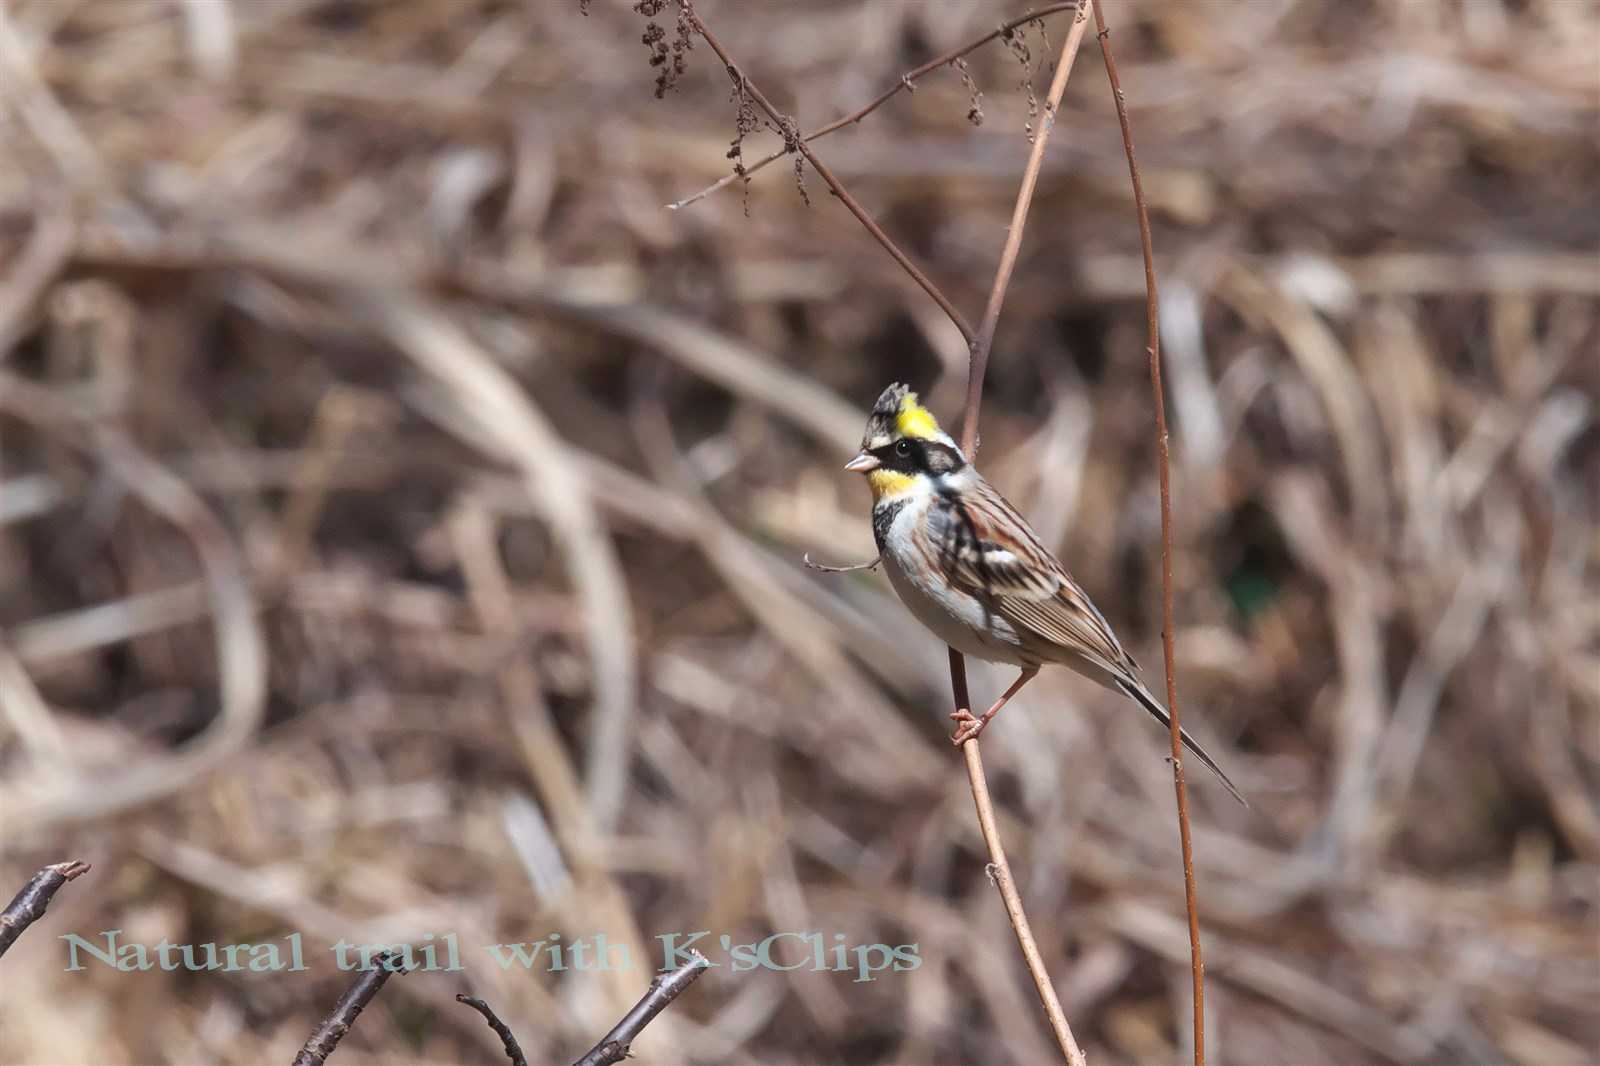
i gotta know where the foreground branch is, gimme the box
[456,995,529,1066]
[291,952,409,1066]
[0,860,90,961]
[570,951,711,1066]
[454,952,710,1066]
[1091,2,1208,1062]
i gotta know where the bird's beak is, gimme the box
[844,451,879,474]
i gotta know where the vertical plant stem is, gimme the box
[953,651,1089,1066]
[1091,2,1207,1062]
[961,1,1093,458]
[948,7,1093,1063]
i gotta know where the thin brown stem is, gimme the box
[946,9,1093,1063]
[1091,2,1207,1063]
[668,3,1084,212]
[0,860,89,960]
[952,653,1088,1066]
[960,0,1092,458]
[680,1,975,343]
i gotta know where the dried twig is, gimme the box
[570,951,711,1066]
[679,1,975,342]
[456,995,529,1066]
[290,952,409,1066]
[449,953,709,1066]
[0,861,90,961]
[801,551,880,573]
[1091,2,1208,1062]
[667,3,1084,211]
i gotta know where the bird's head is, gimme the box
[845,383,966,500]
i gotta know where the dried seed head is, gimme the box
[953,57,984,127]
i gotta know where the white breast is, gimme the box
[877,493,1031,667]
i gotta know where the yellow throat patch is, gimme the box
[867,468,917,500]
[894,392,941,440]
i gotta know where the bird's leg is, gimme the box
[951,667,1039,746]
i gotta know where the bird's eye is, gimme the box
[894,439,912,456]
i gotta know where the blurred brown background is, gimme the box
[0,1,1597,1064]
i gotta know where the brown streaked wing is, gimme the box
[936,477,1140,677]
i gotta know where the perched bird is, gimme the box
[845,383,1246,805]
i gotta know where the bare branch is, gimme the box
[570,951,711,1066]
[679,0,975,343]
[456,995,529,1066]
[290,952,409,1066]
[1091,2,1209,1063]
[667,3,1085,211]
[448,953,709,1066]
[0,861,90,961]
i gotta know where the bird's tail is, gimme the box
[1116,679,1249,807]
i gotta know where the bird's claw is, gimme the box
[949,708,987,746]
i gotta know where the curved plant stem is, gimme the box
[1091,2,1207,1063]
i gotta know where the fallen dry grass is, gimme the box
[0,1,1596,1063]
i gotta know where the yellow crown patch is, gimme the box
[894,393,941,440]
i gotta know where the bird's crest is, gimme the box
[869,382,942,442]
